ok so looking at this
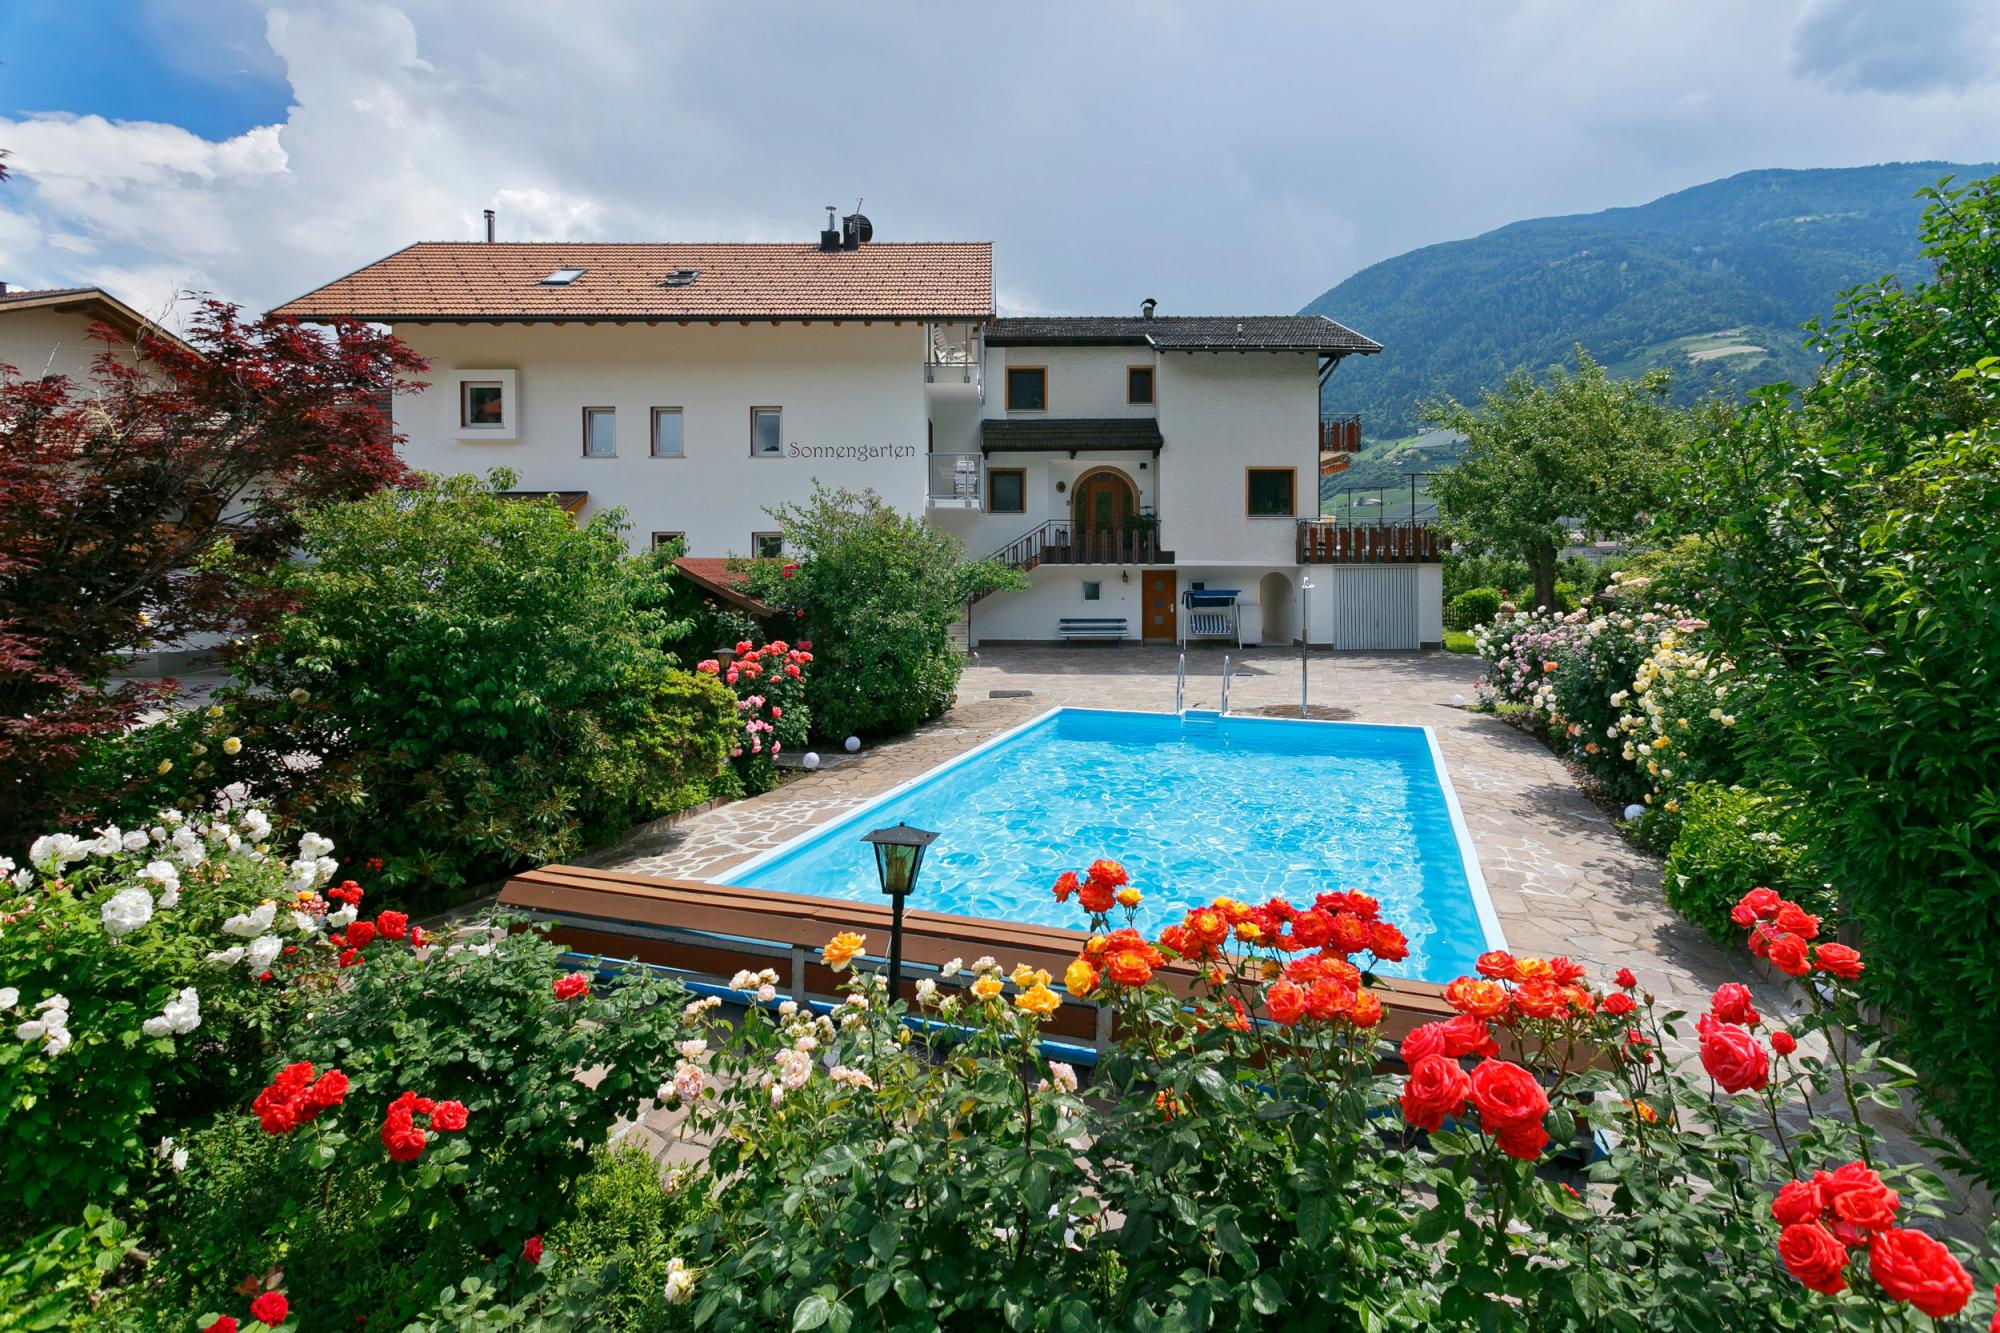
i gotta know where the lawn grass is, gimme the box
[1443,629,1477,654]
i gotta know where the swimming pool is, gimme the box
[727,708,1504,984]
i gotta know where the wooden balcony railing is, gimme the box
[1296,520,1445,564]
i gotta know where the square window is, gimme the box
[988,468,1026,514]
[583,407,616,457]
[752,531,784,559]
[1246,467,1297,517]
[1005,366,1046,411]
[462,382,505,428]
[651,407,684,457]
[651,531,685,552]
[751,407,784,457]
[1082,581,1102,601]
[1127,366,1155,404]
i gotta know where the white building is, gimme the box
[274,213,1442,648]
[0,284,183,384]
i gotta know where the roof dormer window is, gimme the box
[661,269,699,288]
[540,266,586,286]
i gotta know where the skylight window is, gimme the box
[540,266,586,285]
[661,269,700,288]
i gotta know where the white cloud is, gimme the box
[0,0,1995,326]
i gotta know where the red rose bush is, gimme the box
[663,861,1996,1332]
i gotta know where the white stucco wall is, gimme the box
[0,307,150,386]
[986,344,1161,419]
[968,567,1146,644]
[1155,352,1318,565]
[927,450,1163,560]
[391,321,931,555]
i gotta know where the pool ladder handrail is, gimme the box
[1174,652,1186,713]
[1220,654,1233,714]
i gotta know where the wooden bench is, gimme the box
[1058,617,1128,644]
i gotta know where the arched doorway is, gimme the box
[1072,468,1139,555]
[1259,571,1295,644]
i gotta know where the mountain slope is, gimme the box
[1305,162,1997,440]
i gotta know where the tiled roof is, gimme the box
[981,418,1166,454]
[0,286,95,305]
[674,557,778,617]
[987,315,1380,354]
[272,242,993,322]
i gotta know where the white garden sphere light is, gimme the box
[844,735,861,753]
[802,752,821,771]
[1450,693,1465,708]
[1623,804,1645,822]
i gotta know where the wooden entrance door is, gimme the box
[1142,570,1177,643]
[1073,469,1136,560]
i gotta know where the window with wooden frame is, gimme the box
[1245,467,1297,517]
[752,531,784,559]
[582,406,616,457]
[650,531,686,552]
[750,406,784,458]
[1004,366,1046,411]
[987,468,1026,514]
[1127,365,1155,404]
[650,407,684,457]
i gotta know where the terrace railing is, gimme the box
[1296,520,1445,564]
[986,519,1173,572]
[927,452,983,506]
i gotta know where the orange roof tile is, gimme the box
[271,241,992,323]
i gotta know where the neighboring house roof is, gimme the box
[271,242,994,323]
[0,285,195,354]
[981,418,1166,455]
[494,489,590,513]
[986,314,1380,355]
[674,556,779,619]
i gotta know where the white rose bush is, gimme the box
[0,792,344,1212]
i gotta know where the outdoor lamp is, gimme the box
[861,822,938,1000]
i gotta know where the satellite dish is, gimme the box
[843,213,874,244]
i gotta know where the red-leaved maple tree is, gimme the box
[0,301,426,844]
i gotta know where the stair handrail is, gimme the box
[1174,652,1186,713]
[1220,654,1233,715]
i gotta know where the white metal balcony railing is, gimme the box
[925,323,982,390]
[927,452,983,508]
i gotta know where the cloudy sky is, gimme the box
[3,0,1997,325]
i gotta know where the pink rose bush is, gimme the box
[695,640,812,793]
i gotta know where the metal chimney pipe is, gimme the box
[483,209,495,243]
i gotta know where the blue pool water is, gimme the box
[728,708,1501,984]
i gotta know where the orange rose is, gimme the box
[1104,948,1157,988]
[1511,979,1569,1020]
[1444,977,1509,1020]
[821,931,866,971]
[1348,989,1384,1028]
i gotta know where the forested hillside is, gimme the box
[1307,162,1996,439]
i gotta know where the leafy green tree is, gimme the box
[226,470,734,901]
[1676,175,2000,1184]
[1423,349,1688,608]
[743,484,1021,739]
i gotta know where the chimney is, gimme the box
[483,209,495,243]
[819,205,840,252]
[1141,298,1157,320]
[0,281,8,295]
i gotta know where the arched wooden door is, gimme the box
[1072,469,1137,559]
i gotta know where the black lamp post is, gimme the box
[860,822,937,1002]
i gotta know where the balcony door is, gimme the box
[1072,468,1137,559]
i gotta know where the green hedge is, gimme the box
[1660,784,1824,943]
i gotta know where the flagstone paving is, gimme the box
[592,645,1993,1234]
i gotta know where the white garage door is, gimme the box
[1333,566,1419,650]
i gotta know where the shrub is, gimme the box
[1611,623,1747,819]
[650,869,1997,1331]
[227,470,733,903]
[1661,784,1824,941]
[1442,552,1531,603]
[0,795,324,1215]
[0,300,422,850]
[742,484,1021,740]
[695,640,813,795]
[1678,177,2000,1181]
[1446,586,1504,630]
